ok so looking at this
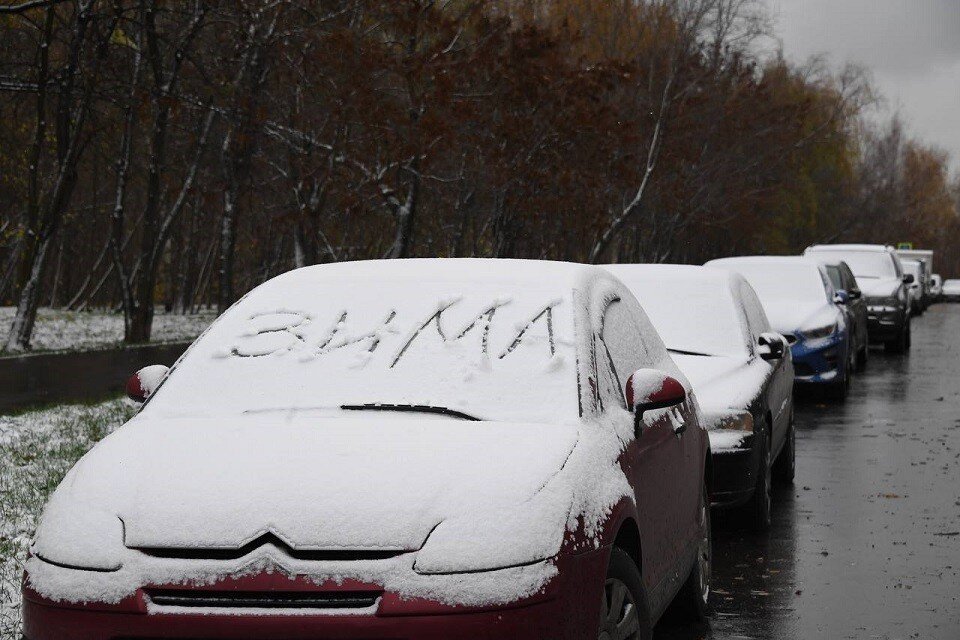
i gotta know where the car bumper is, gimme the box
[788,333,847,386]
[708,431,758,509]
[866,306,906,341]
[22,550,607,640]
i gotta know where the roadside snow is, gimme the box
[0,307,216,353]
[0,399,135,637]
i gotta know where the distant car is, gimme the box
[23,259,711,640]
[818,260,869,371]
[901,259,925,316]
[706,256,853,399]
[930,274,943,300]
[607,264,795,531]
[804,244,913,353]
[943,279,960,302]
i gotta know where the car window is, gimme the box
[840,264,858,292]
[824,265,843,291]
[597,298,650,411]
[737,281,771,348]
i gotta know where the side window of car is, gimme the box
[597,298,650,411]
[738,282,771,345]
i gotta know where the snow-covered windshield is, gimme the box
[144,267,579,424]
[903,261,922,278]
[807,249,897,279]
[608,268,748,357]
[714,262,828,306]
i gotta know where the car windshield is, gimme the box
[612,271,748,357]
[903,261,922,277]
[717,262,827,306]
[808,250,897,279]
[144,274,580,424]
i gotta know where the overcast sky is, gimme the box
[771,0,960,175]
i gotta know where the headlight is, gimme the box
[413,498,566,575]
[31,495,124,572]
[708,411,754,432]
[800,323,837,340]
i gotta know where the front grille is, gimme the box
[147,589,381,610]
[134,533,407,562]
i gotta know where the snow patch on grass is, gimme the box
[0,399,135,637]
[0,307,216,353]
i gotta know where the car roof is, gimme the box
[706,255,824,270]
[258,258,608,292]
[604,263,742,290]
[806,244,891,253]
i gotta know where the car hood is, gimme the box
[763,300,834,335]
[53,414,580,551]
[858,278,901,299]
[672,354,769,417]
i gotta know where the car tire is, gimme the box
[747,427,771,531]
[773,417,796,485]
[666,482,711,621]
[600,547,653,640]
[856,342,868,372]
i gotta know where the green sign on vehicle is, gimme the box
[897,242,913,250]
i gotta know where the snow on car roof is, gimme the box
[705,257,829,305]
[604,264,750,357]
[144,259,611,425]
[806,244,891,253]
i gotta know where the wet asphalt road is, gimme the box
[657,303,960,640]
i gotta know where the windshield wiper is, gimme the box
[668,348,717,357]
[341,404,480,421]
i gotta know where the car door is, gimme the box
[595,298,692,597]
[738,281,792,449]
[841,264,868,352]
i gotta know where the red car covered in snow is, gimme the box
[23,259,710,640]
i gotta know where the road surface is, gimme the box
[658,303,960,640]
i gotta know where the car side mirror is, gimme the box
[903,274,915,284]
[758,333,786,361]
[848,288,862,300]
[126,365,169,403]
[834,290,850,305]
[625,369,686,435]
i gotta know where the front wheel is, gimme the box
[855,341,868,372]
[773,417,796,484]
[600,548,652,640]
[668,483,711,621]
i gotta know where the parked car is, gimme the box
[818,260,869,371]
[706,256,853,399]
[895,248,934,309]
[943,279,960,302]
[23,259,711,640]
[901,259,925,316]
[930,274,943,300]
[804,244,913,353]
[606,264,795,531]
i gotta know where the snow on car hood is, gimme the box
[46,414,579,551]
[762,300,834,335]
[858,278,901,299]
[670,354,767,420]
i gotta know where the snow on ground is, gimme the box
[0,307,216,353]
[0,399,135,638]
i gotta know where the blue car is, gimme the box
[705,256,852,399]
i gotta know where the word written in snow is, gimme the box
[228,301,560,366]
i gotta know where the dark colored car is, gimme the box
[804,245,913,353]
[608,265,796,531]
[707,257,853,400]
[820,260,869,371]
[23,259,710,640]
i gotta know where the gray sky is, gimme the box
[771,0,960,175]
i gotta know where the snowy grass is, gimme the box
[0,307,216,354]
[0,399,135,638]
